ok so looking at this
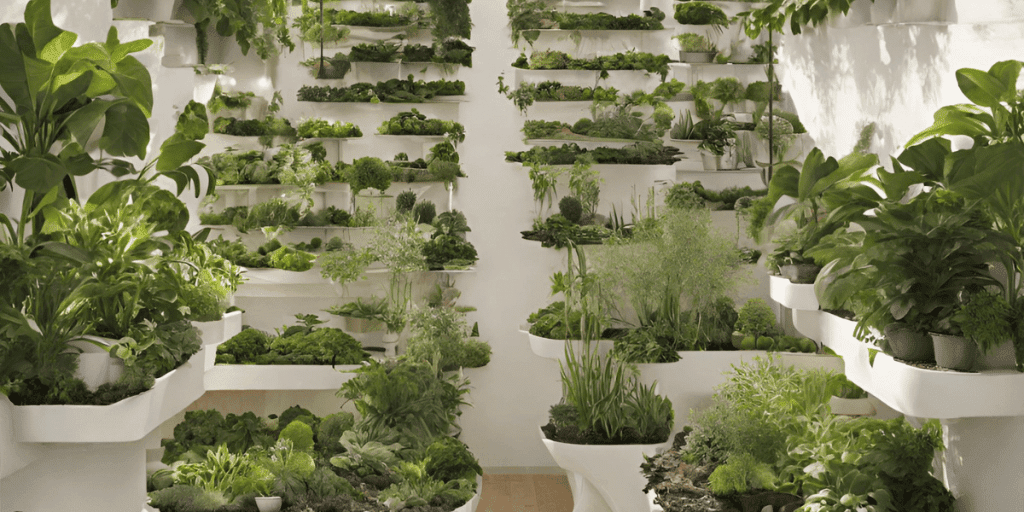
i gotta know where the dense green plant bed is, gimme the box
[215,316,368,365]
[664,181,768,211]
[207,236,353,272]
[508,0,665,46]
[506,142,681,165]
[378,109,466,141]
[154,384,481,511]
[296,76,465,103]
[512,50,672,81]
[213,116,296,138]
[521,214,611,248]
[498,79,619,112]
[297,118,363,139]
[200,145,341,187]
[642,358,955,512]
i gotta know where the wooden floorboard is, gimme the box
[477,473,574,512]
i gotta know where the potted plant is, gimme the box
[828,375,875,416]
[931,289,1013,372]
[697,119,737,171]
[674,2,730,47]
[349,156,393,214]
[710,77,749,114]
[674,33,718,63]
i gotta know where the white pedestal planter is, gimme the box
[0,348,207,512]
[523,331,615,362]
[769,275,819,311]
[541,428,670,512]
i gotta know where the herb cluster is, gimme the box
[505,142,681,165]
[377,109,466,142]
[297,76,465,103]
[512,50,673,82]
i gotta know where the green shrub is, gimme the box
[413,201,437,224]
[351,156,392,195]
[279,420,316,452]
[396,190,417,213]
[558,196,583,224]
[735,298,777,337]
[708,452,775,495]
[674,2,729,26]
[424,437,483,483]
[216,328,273,364]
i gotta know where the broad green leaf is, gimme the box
[26,185,58,219]
[156,133,204,172]
[106,158,137,178]
[38,30,75,63]
[905,105,992,146]
[988,60,1023,102]
[956,68,1006,108]
[99,101,149,157]
[796,147,828,199]
[61,97,113,147]
[767,164,800,202]
[59,151,98,177]
[0,112,20,126]
[162,163,205,197]
[24,0,64,56]
[10,154,67,192]
[0,26,33,115]
[110,38,152,64]
[85,68,117,98]
[45,68,90,116]
[867,349,879,366]
[896,137,949,182]
[110,56,153,116]
[22,53,53,104]
[34,241,91,263]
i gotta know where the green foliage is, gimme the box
[511,50,672,82]
[396,190,418,212]
[558,196,583,224]
[424,436,483,483]
[499,78,618,113]
[215,328,272,365]
[506,142,681,165]
[279,420,315,452]
[350,156,392,194]
[422,234,478,270]
[183,0,292,64]
[413,201,438,225]
[147,484,229,511]
[338,359,470,447]
[329,428,404,478]
[953,289,1013,354]
[707,452,775,495]
[554,342,673,444]
[296,76,465,103]
[378,460,476,510]
[735,298,778,337]
[674,32,717,52]
[674,2,729,26]
[405,305,491,370]
[297,118,363,139]
[745,80,781,103]
[377,109,466,144]
[330,8,413,27]
[507,0,664,46]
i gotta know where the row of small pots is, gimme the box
[884,323,980,372]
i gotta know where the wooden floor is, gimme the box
[476,473,575,512]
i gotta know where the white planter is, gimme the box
[523,331,615,362]
[897,0,952,23]
[255,496,283,512]
[241,268,325,286]
[829,396,876,416]
[700,146,737,171]
[540,428,670,512]
[112,0,180,21]
[792,309,1024,419]
[70,337,123,392]
[10,347,207,443]
[768,275,819,311]
[647,490,665,512]
[205,364,364,391]
[153,22,199,68]
[193,310,243,347]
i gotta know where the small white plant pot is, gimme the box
[829,396,876,417]
[255,496,282,512]
[382,331,400,357]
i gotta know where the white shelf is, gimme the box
[791,309,1024,419]
[204,364,365,391]
[769,274,819,310]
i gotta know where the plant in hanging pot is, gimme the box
[696,119,737,171]
[674,33,718,63]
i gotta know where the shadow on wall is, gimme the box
[779,23,951,162]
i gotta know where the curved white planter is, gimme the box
[11,348,206,443]
[829,396,876,416]
[769,274,819,311]
[541,428,670,512]
[241,267,325,286]
[523,331,615,362]
[793,309,1024,418]
[193,309,243,348]
[204,364,364,391]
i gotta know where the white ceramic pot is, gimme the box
[524,331,615,362]
[829,396,876,416]
[70,337,124,391]
[255,496,282,512]
[540,428,670,512]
